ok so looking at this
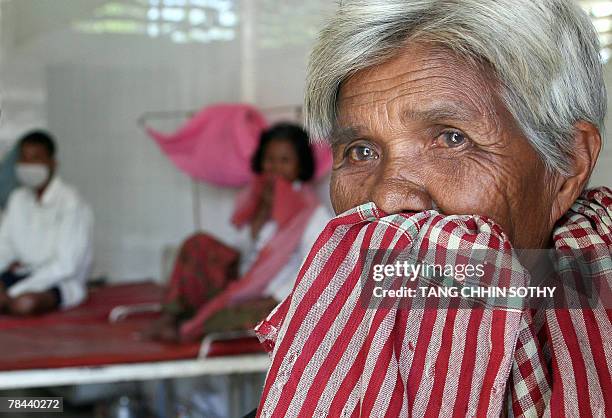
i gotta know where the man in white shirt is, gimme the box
[0,131,93,315]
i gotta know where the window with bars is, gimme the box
[73,0,238,43]
[72,0,612,56]
[581,1,612,62]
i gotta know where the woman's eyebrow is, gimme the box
[400,104,478,125]
[328,104,494,146]
[328,126,364,146]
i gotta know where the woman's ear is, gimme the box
[549,121,601,224]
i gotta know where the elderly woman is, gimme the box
[253,0,611,417]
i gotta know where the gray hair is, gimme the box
[305,0,606,174]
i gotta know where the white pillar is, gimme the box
[240,0,256,104]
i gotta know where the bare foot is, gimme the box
[8,292,59,316]
[138,314,180,343]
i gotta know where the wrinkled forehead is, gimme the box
[335,42,505,136]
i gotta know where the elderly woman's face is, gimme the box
[331,43,560,248]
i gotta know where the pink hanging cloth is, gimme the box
[145,103,266,187]
[144,103,333,187]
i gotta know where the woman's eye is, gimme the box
[439,131,468,148]
[346,144,379,162]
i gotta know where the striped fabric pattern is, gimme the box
[256,187,611,417]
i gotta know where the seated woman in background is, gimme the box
[143,123,331,342]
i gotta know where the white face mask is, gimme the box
[16,163,50,189]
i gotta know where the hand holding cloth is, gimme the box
[256,187,611,417]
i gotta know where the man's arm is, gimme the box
[0,194,18,274]
[7,203,93,297]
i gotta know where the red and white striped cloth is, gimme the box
[255,187,611,417]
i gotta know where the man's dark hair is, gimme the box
[251,123,316,182]
[18,130,56,158]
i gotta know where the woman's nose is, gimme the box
[263,160,278,174]
[369,162,433,214]
[269,163,282,175]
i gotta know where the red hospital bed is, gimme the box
[0,282,268,389]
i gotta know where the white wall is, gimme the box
[47,62,240,281]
